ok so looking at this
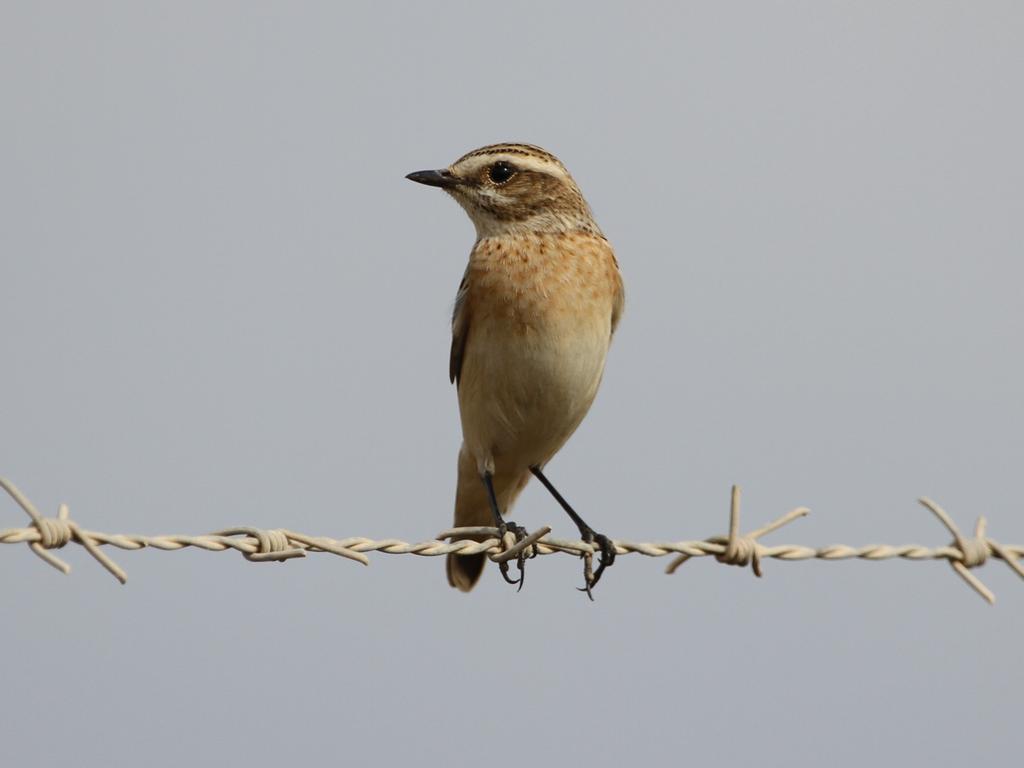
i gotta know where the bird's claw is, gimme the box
[576,530,616,601]
[497,520,531,591]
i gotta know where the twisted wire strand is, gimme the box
[2,477,1022,603]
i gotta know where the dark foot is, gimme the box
[528,465,616,599]
[496,519,530,591]
[576,527,617,600]
[480,471,533,593]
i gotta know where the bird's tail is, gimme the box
[447,445,530,592]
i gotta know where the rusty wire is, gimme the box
[2,477,1022,603]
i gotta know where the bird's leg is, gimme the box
[481,471,529,590]
[529,466,616,599]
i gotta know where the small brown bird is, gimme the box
[406,143,624,595]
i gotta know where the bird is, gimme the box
[406,143,624,596]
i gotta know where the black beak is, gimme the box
[405,169,458,189]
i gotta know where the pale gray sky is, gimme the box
[2,3,1022,766]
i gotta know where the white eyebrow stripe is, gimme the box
[453,154,569,180]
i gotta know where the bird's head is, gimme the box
[406,143,600,239]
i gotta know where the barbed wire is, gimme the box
[2,477,1022,603]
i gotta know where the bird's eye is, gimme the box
[488,161,516,184]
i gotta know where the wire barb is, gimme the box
[2,477,1022,603]
[213,528,308,562]
[917,497,1024,604]
[665,485,810,576]
[0,477,127,584]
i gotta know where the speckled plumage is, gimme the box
[407,143,624,591]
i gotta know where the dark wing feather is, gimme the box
[610,268,625,337]
[449,267,470,386]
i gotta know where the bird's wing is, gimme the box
[610,264,625,337]
[450,266,470,386]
